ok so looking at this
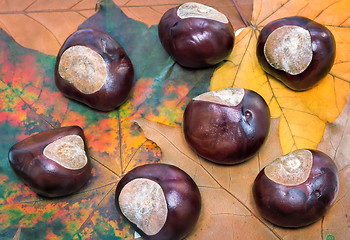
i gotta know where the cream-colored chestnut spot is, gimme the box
[177,2,228,24]
[193,88,245,106]
[118,178,168,236]
[264,25,313,75]
[265,149,313,186]
[58,45,107,94]
[43,135,87,170]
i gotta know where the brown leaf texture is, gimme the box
[135,118,342,239]
[0,0,97,55]
[0,0,252,55]
[117,0,252,28]
[318,96,350,240]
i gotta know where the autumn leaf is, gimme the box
[211,0,350,154]
[0,0,220,239]
[0,0,252,56]
[135,113,349,239]
[318,96,350,239]
[1,0,348,239]
[115,0,252,28]
[0,0,99,56]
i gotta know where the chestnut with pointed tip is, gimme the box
[55,28,134,111]
[115,163,201,240]
[256,16,336,91]
[183,88,271,164]
[253,149,339,228]
[158,2,234,68]
[8,126,91,198]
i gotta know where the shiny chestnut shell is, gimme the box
[256,16,335,91]
[55,28,134,111]
[8,126,91,198]
[115,163,201,240]
[183,89,270,164]
[158,3,234,68]
[253,149,339,228]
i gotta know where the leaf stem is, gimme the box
[95,0,104,11]
[232,0,250,27]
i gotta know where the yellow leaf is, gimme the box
[211,0,350,154]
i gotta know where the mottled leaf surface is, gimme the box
[0,0,217,239]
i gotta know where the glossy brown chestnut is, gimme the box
[115,163,201,240]
[55,28,134,111]
[253,149,339,228]
[256,16,335,91]
[8,126,91,198]
[183,88,270,164]
[158,2,234,68]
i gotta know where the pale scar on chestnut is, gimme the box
[177,2,228,24]
[193,88,245,106]
[43,135,87,170]
[264,25,313,75]
[264,149,313,186]
[58,45,108,94]
[118,178,168,236]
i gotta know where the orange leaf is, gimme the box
[117,0,252,28]
[211,0,350,154]
[0,0,97,55]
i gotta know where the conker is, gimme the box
[55,28,134,111]
[158,2,234,68]
[8,126,91,198]
[256,16,336,91]
[253,149,339,228]
[183,88,270,165]
[115,163,201,240]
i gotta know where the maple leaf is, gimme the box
[134,117,281,239]
[0,0,252,56]
[135,112,349,239]
[1,0,348,239]
[115,0,252,28]
[318,96,350,239]
[0,0,98,55]
[211,0,350,154]
[0,0,217,239]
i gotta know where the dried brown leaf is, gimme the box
[136,115,349,239]
[0,0,97,55]
[135,118,284,239]
[318,96,350,240]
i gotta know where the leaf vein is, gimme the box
[256,0,290,26]
[231,28,255,87]
[123,139,147,173]
[265,73,298,151]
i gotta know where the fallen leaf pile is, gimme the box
[0,0,215,238]
[0,0,349,239]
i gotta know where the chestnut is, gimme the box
[8,126,91,198]
[253,149,339,228]
[55,28,134,111]
[158,2,234,68]
[115,163,201,240]
[256,16,336,91]
[183,88,270,164]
